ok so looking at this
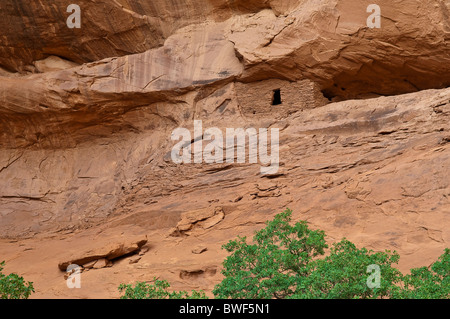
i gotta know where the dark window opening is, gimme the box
[272,89,282,105]
[321,89,335,102]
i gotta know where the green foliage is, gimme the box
[292,239,403,299]
[394,248,449,299]
[213,208,328,299]
[213,209,448,299]
[0,261,35,299]
[118,277,208,299]
[119,209,448,300]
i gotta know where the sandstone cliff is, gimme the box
[0,0,449,298]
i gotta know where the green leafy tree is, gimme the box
[213,209,328,299]
[213,209,403,299]
[120,209,448,300]
[395,249,449,299]
[0,261,35,299]
[118,278,208,299]
[292,239,403,299]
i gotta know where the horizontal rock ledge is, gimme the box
[58,236,148,271]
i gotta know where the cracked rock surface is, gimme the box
[0,0,449,298]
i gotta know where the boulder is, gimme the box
[170,207,225,236]
[58,236,147,271]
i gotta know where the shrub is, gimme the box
[213,209,404,299]
[394,248,449,299]
[291,239,403,299]
[0,261,35,299]
[118,277,208,299]
[120,209,449,299]
[212,209,328,299]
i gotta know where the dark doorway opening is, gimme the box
[272,89,282,105]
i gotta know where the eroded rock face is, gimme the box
[0,0,298,72]
[0,0,449,298]
[227,0,450,99]
[1,0,449,96]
